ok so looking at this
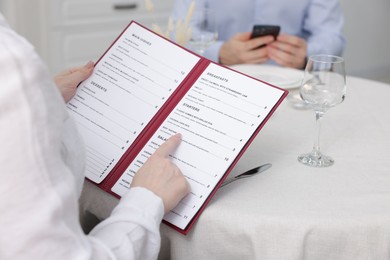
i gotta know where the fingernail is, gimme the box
[85,60,94,68]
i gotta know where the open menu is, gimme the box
[67,21,288,234]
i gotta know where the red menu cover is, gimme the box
[67,21,288,234]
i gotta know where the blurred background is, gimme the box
[1,0,389,83]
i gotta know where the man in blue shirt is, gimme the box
[172,0,345,69]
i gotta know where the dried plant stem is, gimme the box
[146,0,196,46]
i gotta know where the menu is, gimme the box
[67,21,287,234]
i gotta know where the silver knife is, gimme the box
[220,163,272,188]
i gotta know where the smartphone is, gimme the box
[250,25,280,40]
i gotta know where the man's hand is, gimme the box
[54,61,94,102]
[131,134,190,213]
[219,32,275,65]
[267,34,307,69]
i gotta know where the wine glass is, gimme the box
[298,54,346,167]
[188,8,218,56]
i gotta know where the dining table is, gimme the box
[79,64,390,260]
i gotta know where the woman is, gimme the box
[0,12,188,260]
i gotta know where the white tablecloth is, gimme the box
[80,75,390,260]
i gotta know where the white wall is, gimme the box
[341,0,390,82]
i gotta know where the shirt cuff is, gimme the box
[204,41,224,63]
[88,187,164,259]
[115,187,165,224]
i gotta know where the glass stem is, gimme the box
[313,110,325,156]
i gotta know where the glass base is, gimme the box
[298,151,334,167]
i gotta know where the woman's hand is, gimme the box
[131,134,190,213]
[54,61,94,102]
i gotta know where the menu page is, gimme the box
[111,63,285,230]
[67,22,200,183]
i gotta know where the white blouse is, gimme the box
[0,13,164,260]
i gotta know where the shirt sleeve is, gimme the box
[171,0,222,61]
[89,187,164,260]
[304,0,346,57]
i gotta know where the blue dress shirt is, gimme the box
[172,0,345,64]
